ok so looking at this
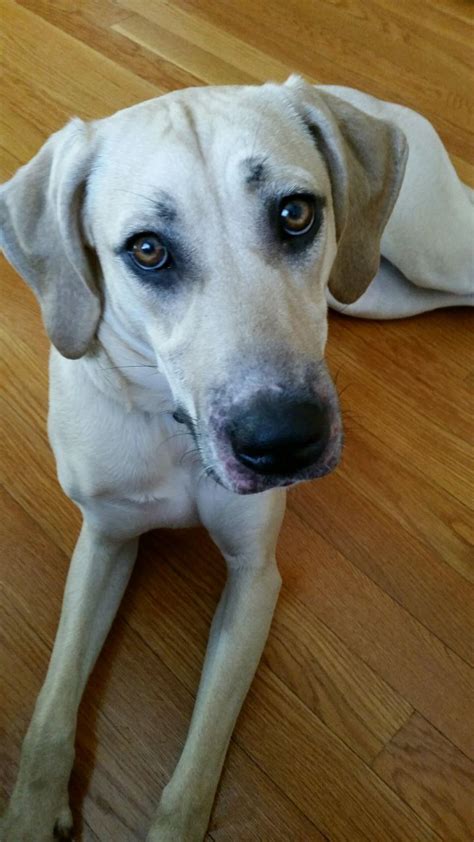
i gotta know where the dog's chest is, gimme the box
[51,379,201,533]
[91,420,201,532]
[120,459,200,531]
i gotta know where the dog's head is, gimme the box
[0,78,407,494]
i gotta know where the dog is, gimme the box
[0,76,411,841]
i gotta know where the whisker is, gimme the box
[197,462,220,490]
[179,447,202,467]
[338,383,353,400]
[100,364,158,371]
[341,413,358,423]
[159,430,193,447]
[109,187,166,207]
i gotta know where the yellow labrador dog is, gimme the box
[0,76,410,841]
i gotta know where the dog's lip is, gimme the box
[207,431,343,494]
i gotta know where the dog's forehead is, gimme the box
[86,84,330,243]
[93,84,319,187]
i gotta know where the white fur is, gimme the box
[322,85,474,317]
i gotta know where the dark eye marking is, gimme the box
[245,156,267,186]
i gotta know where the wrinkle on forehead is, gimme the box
[98,84,303,159]
[165,97,236,161]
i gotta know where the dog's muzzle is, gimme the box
[204,380,342,494]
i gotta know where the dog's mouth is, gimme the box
[171,356,344,495]
[174,385,343,494]
[206,414,343,494]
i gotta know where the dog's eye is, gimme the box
[279,195,316,236]
[128,233,171,270]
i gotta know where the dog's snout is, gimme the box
[228,395,331,476]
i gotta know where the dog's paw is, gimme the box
[0,800,73,842]
[146,804,209,842]
[146,826,204,842]
[53,807,74,840]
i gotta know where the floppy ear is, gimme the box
[285,77,408,304]
[0,118,101,358]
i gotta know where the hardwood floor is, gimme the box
[0,1,473,840]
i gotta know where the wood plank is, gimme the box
[328,342,473,508]
[116,0,473,176]
[0,598,165,841]
[238,670,439,842]
[288,459,474,663]
[2,0,157,126]
[130,524,473,764]
[336,421,474,584]
[373,712,474,841]
[265,595,413,763]
[116,0,293,84]
[16,0,202,93]
[114,13,258,86]
[329,315,473,442]
[357,309,474,374]
[0,262,46,346]
[328,309,474,386]
[279,504,474,758]
[0,143,22,182]
[0,69,58,168]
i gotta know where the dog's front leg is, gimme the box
[1,520,138,842]
[148,565,281,842]
[148,489,286,842]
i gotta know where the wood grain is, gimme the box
[1,0,473,839]
[373,712,474,842]
[281,501,474,758]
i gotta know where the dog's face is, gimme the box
[0,79,407,494]
[85,84,340,493]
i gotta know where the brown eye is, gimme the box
[129,233,170,270]
[279,195,316,235]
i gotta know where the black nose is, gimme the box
[228,395,331,476]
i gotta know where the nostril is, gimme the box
[235,440,326,474]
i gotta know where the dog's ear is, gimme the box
[285,77,408,304]
[0,118,101,358]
